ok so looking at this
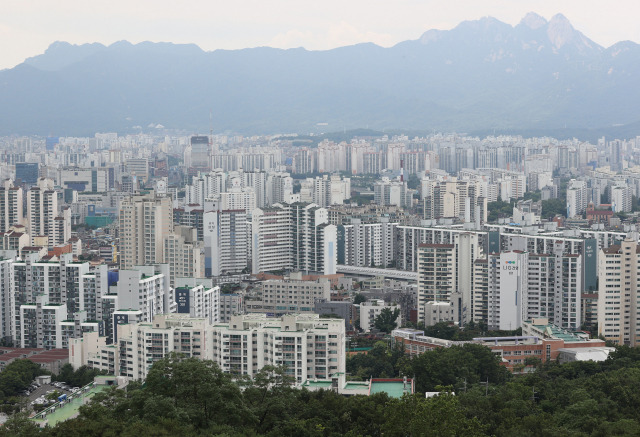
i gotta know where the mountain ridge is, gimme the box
[2,12,640,138]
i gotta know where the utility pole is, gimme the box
[480,377,489,396]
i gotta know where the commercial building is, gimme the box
[393,318,610,372]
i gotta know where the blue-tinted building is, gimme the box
[15,162,39,184]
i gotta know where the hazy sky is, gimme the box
[2,1,639,70]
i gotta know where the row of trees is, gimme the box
[5,344,640,435]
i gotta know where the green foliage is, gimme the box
[12,345,640,436]
[542,197,567,218]
[54,364,104,387]
[406,173,420,190]
[346,341,404,380]
[487,200,514,222]
[373,307,400,333]
[352,293,366,305]
[0,359,46,401]
[401,343,511,393]
[420,321,521,341]
[383,393,487,437]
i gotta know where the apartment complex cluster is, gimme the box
[0,129,639,386]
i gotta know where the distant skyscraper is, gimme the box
[190,136,210,169]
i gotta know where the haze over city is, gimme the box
[2,1,640,70]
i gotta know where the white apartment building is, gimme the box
[217,186,256,215]
[267,172,294,205]
[527,252,582,330]
[260,272,330,314]
[174,278,220,325]
[374,178,412,208]
[71,313,346,384]
[291,204,337,275]
[203,207,248,277]
[487,251,528,331]
[118,191,173,269]
[423,180,487,226]
[417,243,456,325]
[27,178,60,246]
[598,240,640,346]
[342,218,397,268]
[252,203,337,275]
[0,179,23,233]
[185,171,226,207]
[116,265,173,325]
[163,226,204,287]
[611,184,632,213]
[211,314,345,382]
[20,296,67,349]
[252,205,293,274]
[566,179,588,218]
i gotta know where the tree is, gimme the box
[402,343,510,393]
[144,354,256,430]
[353,293,367,305]
[541,198,566,218]
[373,307,400,333]
[383,393,487,437]
[487,200,514,222]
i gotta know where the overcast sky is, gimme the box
[1,1,639,70]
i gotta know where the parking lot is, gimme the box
[26,382,79,409]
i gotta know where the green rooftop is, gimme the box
[369,381,411,399]
[302,381,333,389]
[533,323,587,342]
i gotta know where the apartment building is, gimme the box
[210,314,345,383]
[417,244,456,324]
[27,178,67,247]
[598,239,640,346]
[359,299,399,332]
[219,293,244,323]
[487,251,529,331]
[118,191,173,269]
[252,203,337,275]
[174,278,220,325]
[163,226,204,287]
[260,272,330,315]
[0,179,23,232]
[71,313,345,384]
[341,218,397,268]
[203,208,248,277]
